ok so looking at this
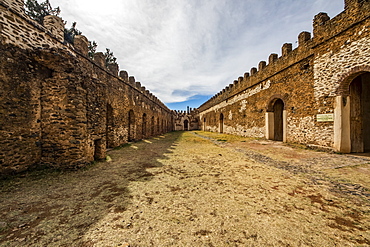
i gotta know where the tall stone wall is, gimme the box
[0,1,174,174]
[198,0,370,151]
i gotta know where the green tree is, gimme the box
[64,22,82,44]
[104,48,117,66]
[88,41,97,59]
[25,0,60,24]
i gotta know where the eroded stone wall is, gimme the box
[198,0,370,151]
[0,1,174,174]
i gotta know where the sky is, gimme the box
[48,0,344,110]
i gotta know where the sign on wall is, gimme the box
[316,113,334,122]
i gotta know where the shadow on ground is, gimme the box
[0,131,182,246]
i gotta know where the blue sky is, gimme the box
[49,0,344,110]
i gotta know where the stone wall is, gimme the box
[173,109,199,131]
[0,1,174,174]
[198,0,370,151]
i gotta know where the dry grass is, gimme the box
[0,131,369,246]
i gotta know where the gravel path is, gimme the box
[0,131,369,246]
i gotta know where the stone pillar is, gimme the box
[265,112,274,140]
[334,96,351,153]
[43,15,64,41]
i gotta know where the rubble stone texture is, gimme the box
[198,0,370,152]
[1,0,370,174]
[0,0,176,173]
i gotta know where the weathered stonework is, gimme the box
[198,0,370,153]
[314,35,370,100]
[0,1,175,174]
[173,108,199,131]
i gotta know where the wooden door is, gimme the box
[273,99,284,141]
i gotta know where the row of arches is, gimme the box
[203,71,370,153]
[105,107,172,151]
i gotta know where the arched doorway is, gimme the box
[184,119,189,131]
[350,72,370,152]
[334,71,370,153]
[128,110,135,141]
[142,113,147,139]
[219,113,224,133]
[266,97,286,142]
[273,99,284,141]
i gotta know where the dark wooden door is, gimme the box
[273,99,284,141]
[350,76,363,152]
[362,73,370,152]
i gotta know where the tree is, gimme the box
[104,48,117,66]
[25,0,60,25]
[64,22,82,44]
[88,41,97,59]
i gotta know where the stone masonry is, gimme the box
[0,0,175,174]
[198,0,370,153]
[1,0,370,175]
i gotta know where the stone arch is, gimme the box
[128,110,135,141]
[266,94,287,112]
[334,69,370,153]
[335,65,370,96]
[219,113,224,133]
[266,97,287,142]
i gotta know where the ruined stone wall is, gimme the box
[0,1,173,173]
[198,0,370,150]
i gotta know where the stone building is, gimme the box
[0,0,175,173]
[198,0,370,153]
[173,108,199,131]
[1,0,370,175]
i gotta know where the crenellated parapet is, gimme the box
[198,0,370,113]
[0,0,173,173]
[0,0,169,113]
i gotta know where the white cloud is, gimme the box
[50,0,344,105]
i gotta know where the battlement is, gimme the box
[0,0,168,111]
[198,0,370,112]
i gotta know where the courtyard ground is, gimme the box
[0,131,369,246]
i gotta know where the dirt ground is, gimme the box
[0,131,369,247]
